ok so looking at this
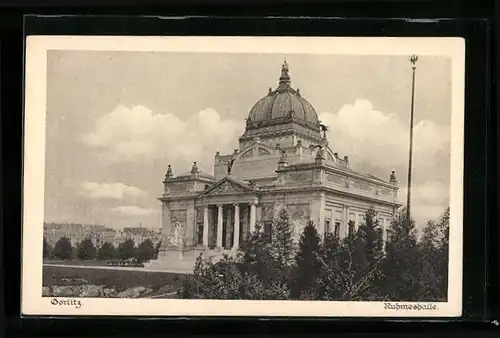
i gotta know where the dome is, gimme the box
[245,60,320,131]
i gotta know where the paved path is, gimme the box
[43,263,192,274]
[149,290,181,298]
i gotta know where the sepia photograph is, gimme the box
[22,36,464,317]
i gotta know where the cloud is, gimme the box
[78,182,147,199]
[398,180,449,205]
[82,105,244,171]
[398,180,450,222]
[111,205,158,216]
[82,100,450,227]
[319,99,451,226]
[319,99,450,171]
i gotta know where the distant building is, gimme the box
[116,227,162,247]
[43,222,114,247]
[112,233,128,248]
[122,227,145,235]
[91,228,117,248]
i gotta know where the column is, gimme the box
[343,205,350,238]
[226,206,233,248]
[232,203,240,250]
[202,205,209,247]
[318,192,326,239]
[216,204,223,248]
[159,202,171,258]
[185,201,195,247]
[249,202,257,233]
[241,204,249,239]
[382,218,388,252]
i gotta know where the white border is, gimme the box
[22,35,465,317]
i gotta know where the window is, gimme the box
[264,221,272,243]
[348,221,355,236]
[324,220,331,236]
[334,222,340,238]
[239,211,245,242]
[196,222,203,245]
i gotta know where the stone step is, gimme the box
[145,248,240,272]
[146,259,196,271]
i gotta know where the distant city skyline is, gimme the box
[43,221,159,231]
[43,221,162,248]
[45,51,451,229]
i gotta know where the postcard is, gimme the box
[22,35,464,317]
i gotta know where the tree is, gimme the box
[418,207,449,301]
[358,208,384,269]
[97,241,116,260]
[181,219,293,300]
[311,217,385,301]
[417,220,442,300]
[435,208,450,299]
[382,208,421,301]
[52,237,74,260]
[311,232,344,300]
[135,239,155,263]
[117,238,136,260]
[270,208,295,268]
[43,237,53,259]
[354,207,385,299]
[182,253,290,300]
[324,223,371,301]
[292,221,322,299]
[76,237,97,261]
[153,241,162,259]
[181,254,245,299]
[240,222,284,285]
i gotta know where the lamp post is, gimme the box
[406,55,418,221]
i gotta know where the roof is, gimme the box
[245,60,320,131]
[365,173,389,183]
[176,171,215,180]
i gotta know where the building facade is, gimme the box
[118,227,162,247]
[155,61,401,263]
[43,223,111,247]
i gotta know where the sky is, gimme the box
[44,50,452,230]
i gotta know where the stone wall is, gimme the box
[42,285,154,298]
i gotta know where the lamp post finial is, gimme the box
[410,55,419,67]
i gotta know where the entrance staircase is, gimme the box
[144,247,237,273]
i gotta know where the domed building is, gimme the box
[152,61,401,270]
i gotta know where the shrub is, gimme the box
[52,237,74,260]
[97,242,116,260]
[292,221,322,298]
[43,237,53,259]
[135,239,155,263]
[76,237,97,261]
[117,238,136,260]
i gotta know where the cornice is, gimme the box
[258,186,400,208]
[160,184,400,208]
[239,121,322,143]
[277,162,397,190]
[163,176,215,185]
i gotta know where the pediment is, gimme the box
[201,177,256,196]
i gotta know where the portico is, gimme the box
[196,200,257,250]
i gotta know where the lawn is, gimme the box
[43,265,189,293]
[43,259,111,267]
